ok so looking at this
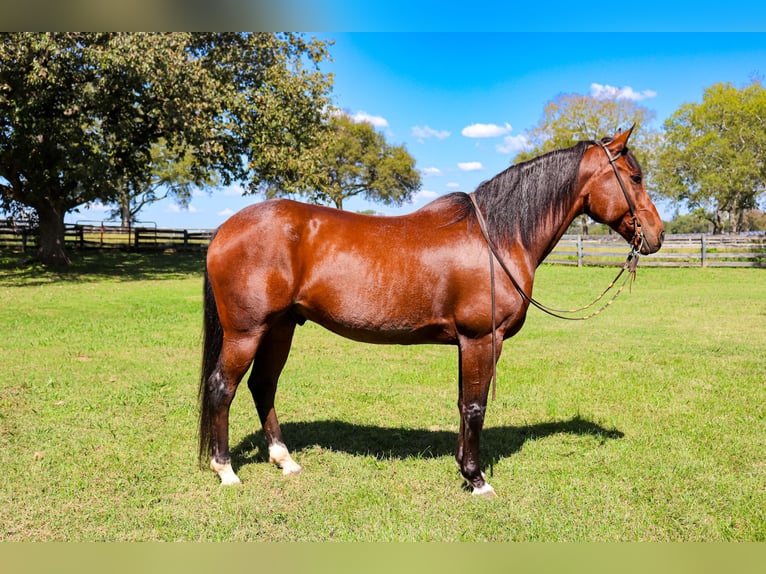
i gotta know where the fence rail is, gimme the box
[1,220,764,267]
[0,221,213,252]
[547,234,766,268]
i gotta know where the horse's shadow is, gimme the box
[230,415,623,470]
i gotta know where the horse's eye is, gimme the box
[630,174,642,184]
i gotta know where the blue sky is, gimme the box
[70,32,766,228]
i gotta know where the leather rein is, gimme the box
[469,141,646,400]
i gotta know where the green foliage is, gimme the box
[655,80,766,233]
[1,254,764,541]
[665,211,714,234]
[0,33,332,264]
[264,113,422,210]
[515,91,660,180]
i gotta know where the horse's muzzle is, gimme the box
[640,229,664,255]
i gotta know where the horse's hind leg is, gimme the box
[207,332,262,485]
[246,317,302,476]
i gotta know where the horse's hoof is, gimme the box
[220,473,242,486]
[281,462,303,476]
[472,482,498,498]
[269,444,302,476]
[210,460,241,485]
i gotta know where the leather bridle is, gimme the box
[595,139,646,254]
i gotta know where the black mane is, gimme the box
[473,140,592,249]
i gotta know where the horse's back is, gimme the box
[206,196,481,344]
[211,195,472,255]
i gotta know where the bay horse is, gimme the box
[198,126,664,497]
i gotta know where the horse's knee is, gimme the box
[461,401,486,427]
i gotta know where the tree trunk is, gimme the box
[116,184,133,227]
[120,199,132,228]
[35,201,71,266]
[710,211,722,235]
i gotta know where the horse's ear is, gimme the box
[607,124,635,153]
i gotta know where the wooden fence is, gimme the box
[1,219,764,267]
[0,220,213,252]
[547,233,766,268]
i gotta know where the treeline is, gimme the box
[2,34,764,266]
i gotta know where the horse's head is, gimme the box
[580,126,664,255]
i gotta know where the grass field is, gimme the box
[0,250,764,541]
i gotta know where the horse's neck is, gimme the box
[534,203,583,266]
[499,193,583,271]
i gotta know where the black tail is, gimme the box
[198,267,223,465]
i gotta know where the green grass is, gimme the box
[1,250,764,541]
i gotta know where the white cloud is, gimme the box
[223,185,246,197]
[350,110,389,128]
[590,83,657,101]
[458,161,483,171]
[411,189,438,204]
[412,125,451,142]
[217,208,235,218]
[496,134,531,154]
[420,166,442,177]
[167,204,199,214]
[461,122,513,138]
[447,182,460,188]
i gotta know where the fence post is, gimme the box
[183,229,189,251]
[577,235,584,267]
[701,234,707,267]
[135,228,140,251]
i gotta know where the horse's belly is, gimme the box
[309,318,456,345]
[293,293,457,345]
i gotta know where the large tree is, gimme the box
[0,33,331,265]
[515,90,660,171]
[263,112,422,210]
[654,80,766,233]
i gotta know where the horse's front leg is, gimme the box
[456,334,499,498]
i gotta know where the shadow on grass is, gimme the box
[0,248,206,286]
[231,415,624,471]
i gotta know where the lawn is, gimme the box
[0,250,764,541]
